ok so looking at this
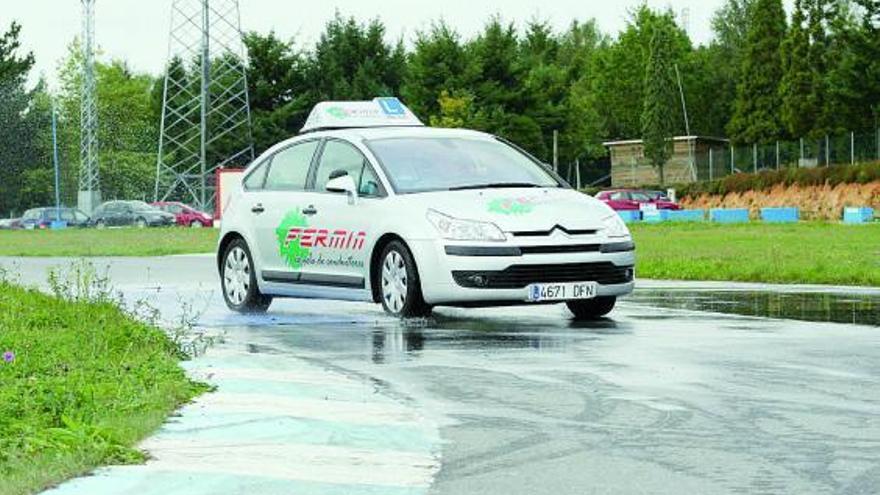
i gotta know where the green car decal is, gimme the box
[276,210,311,269]
[326,106,348,119]
[488,197,536,215]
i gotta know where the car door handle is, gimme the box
[302,205,318,216]
[251,204,265,214]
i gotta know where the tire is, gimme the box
[95,220,106,229]
[221,238,272,313]
[135,217,147,229]
[190,220,203,228]
[567,297,616,321]
[378,240,431,318]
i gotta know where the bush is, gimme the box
[677,161,880,198]
[0,275,208,494]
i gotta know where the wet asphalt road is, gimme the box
[5,256,880,495]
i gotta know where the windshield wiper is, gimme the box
[448,182,545,191]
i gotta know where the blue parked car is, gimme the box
[20,207,91,230]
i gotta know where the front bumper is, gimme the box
[407,238,636,305]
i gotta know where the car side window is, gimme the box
[314,140,382,198]
[243,161,270,190]
[264,141,319,191]
[610,192,625,201]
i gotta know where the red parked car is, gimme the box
[595,189,681,211]
[151,201,214,228]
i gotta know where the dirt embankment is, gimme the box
[681,181,880,220]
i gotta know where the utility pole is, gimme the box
[78,0,101,214]
[552,130,559,173]
[673,64,690,136]
[52,103,61,223]
[155,0,254,212]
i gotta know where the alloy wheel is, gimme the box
[224,246,250,306]
[381,250,408,313]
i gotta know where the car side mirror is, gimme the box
[326,175,358,204]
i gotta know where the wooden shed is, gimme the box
[604,136,729,186]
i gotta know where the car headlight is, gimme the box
[426,209,506,242]
[602,213,631,239]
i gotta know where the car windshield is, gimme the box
[127,201,156,212]
[367,137,561,193]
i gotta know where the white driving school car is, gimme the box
[218,98,634,320]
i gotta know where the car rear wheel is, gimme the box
[567,297,616,320]
[190,220,203,228]
[135,217,147,228]
[222,238,272,313]
[95,220,106,229]
[379,240,431,318]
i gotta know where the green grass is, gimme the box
[0,228,218,257]
[630,222,880,286]
[0,282,208,495]
[1,223,879,286]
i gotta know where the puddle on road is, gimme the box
[629,289,880,327]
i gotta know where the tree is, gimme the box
[590,6,690,140]
[56,41,159,203]
[244,31,312,153]
[0,21,48,215]
[309,14,406,101]
[641,27,678,184]
[826,0,880,132]
[780,0,816,137]
[727,0,787,143]
[401,22,472,119]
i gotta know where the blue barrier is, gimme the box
[843,207,874,224]
[710,208,750,223]
[761,207,799,223]
[668,209,705,222]
[49,220,68,230]
[642,209,670,223]
[617,210,642,223]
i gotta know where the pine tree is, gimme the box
[727,0,787,143]
[641,27,677,185]
[780,0,815,137]
[806,0,831,136]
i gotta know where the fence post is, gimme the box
[851,131,855,165]
[730,144,735,174]
[709,147,714,181]
[776,141,780,170]
[825,134,830,166]
[799,137,804,164]
[753,143,758,173]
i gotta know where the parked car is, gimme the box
[217,98,635,320]
[19,207,91,229]
[0,217,21,230]
[90,201,176,228]
[595,189,681,211]
[151,201,214,228]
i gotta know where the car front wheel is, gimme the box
[222,238,272,313]
[379,240,431,318]
[567,297,616,320]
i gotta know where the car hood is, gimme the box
[399,187,616,233]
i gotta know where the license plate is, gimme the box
[526,282,597,302]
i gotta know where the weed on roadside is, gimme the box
[0,261,213,494]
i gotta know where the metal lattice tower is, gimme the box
[78,0,101,214]
[154,0,254,212]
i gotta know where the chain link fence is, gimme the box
[696,129,880,182]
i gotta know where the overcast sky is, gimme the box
[4,0,729,89]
